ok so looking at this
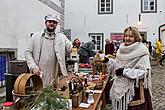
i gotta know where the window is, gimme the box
[89,33,104,52]
[141,0,157,13]
[98,0,113,14]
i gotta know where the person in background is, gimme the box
[159,52,165,66]
[155,38,163,67]
[156,39,164,66]
[115,41,121,52]
[148,41,152,56]
[78,39,96,64]
[105,38,115,55]
[25,14,80,87]
[110,26,152,110]
[142,37,149,48]
[72,38,81,48]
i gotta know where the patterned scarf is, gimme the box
[116,42,149,62]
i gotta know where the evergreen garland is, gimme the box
[23,86,69,110]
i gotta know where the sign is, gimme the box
[111,34,123,41]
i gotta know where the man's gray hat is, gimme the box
[45,14,59,23]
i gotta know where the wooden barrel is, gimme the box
[14,73,43,95]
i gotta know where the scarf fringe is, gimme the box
[111,90,134,110]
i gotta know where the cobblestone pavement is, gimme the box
[152,64,165,110]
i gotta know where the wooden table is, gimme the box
[58,74,110,110]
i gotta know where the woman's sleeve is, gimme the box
[123,68,147,79]
[123,55,150,79]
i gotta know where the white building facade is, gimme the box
[65,0,165,51]
[0,0,164,58]
[0,0,65,59]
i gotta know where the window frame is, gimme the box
[98,0,113,14]
[141,0,157,13]
[88,33,104,52]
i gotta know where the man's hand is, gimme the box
[32,67,41,75]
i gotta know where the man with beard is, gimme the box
[25,14,80,87]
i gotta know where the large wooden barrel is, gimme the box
[13,73,43,95]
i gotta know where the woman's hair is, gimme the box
[72,38,79,45]
[123,26,142,42]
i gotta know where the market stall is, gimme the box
[54,72,110,110]
[2,54,113,110]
